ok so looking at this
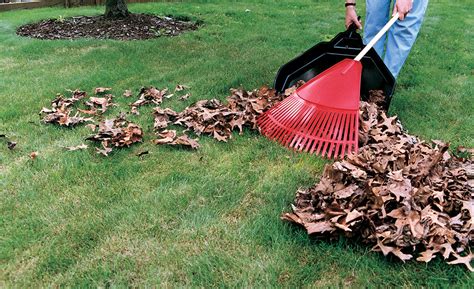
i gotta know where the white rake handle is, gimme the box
[354,13,399,62]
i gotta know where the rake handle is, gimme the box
[354,13,399,62]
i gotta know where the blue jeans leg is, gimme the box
[385,0,429,78]
[364,0,391,58]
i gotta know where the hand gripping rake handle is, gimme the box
[354,13,399,61]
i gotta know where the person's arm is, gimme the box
[393,0,413,20]
[345,1,362,29]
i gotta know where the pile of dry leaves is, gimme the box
[282,93,474,270]
[40,88,143,155]
[151,85,290,148]
[39,84,288,153]
[40,89,92,126]
[86,113,143,156]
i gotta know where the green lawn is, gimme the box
[1,0,473,287]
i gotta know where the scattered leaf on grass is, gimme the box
[175,84,189,92]
[136,150,149,157]
[447,253,474,272]
[30,151,38,159]
[154,129,177,144]
[85,124,97,131]
[94,87,111,94]
[150,84,298,148]
[153,130,199,149]
[7,141,17,150]
[65,144,88,151]
[153,107,178,130]
[173,135,200,149]
[457,146,474,160]
[179,93,191,101]
[123,90,133,97]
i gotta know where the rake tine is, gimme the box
[333,113,347,158]
[269,97,302,140]
[322,112,338,157]
[352,114,359,154]
[290,106,315,148]
[309,110,329,154]
[301,112,320,152]
[267,98,293,139]
[326,113,343,158]
[259,95,296,129]
[305,108,327,153]
[315,112,335,156]
[349,112,357,143]
[279,103,310,146]
[259,96,296,131]
[296,106,321,151]
[340,112,352,158]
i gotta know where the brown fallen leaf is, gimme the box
[154,130,177,145]
[123,90,133,97]
[416,249,438,263]
[447,253,474,272]
[65,144,88,151]
[30,151,38,160]
[175,84,189,92]
[77,108,99,115]
[96,145,112,156]
[153,107,178,131]
[179,93,191,101]
[154,130,199,149]
[173,134,200,149]
[392,248,413,262]
[85,124,97,131]
[168,85,286,147]
[306,221,335,234]
[94,87,111,94]
[85,95,114,114]
[136,150,149,157]
[130,86,170,115]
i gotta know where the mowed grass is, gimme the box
[0,0,473,287]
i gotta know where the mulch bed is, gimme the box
[16,14,199,40]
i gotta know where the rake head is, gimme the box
[257,59,362,159]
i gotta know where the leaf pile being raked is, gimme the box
[282,92,474,271]
[38,85,292,154]
[152,85,288,145]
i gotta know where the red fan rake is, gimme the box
[257,14,400,159]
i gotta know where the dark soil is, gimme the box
[16,14,200,41]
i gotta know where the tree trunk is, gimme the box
[105,0,129,18]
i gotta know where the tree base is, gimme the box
[105,0,130,19]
